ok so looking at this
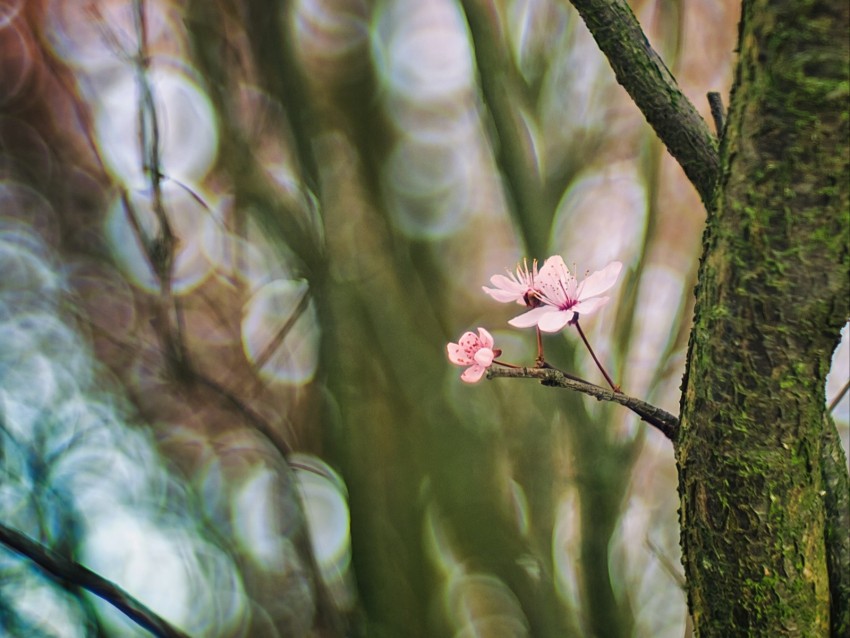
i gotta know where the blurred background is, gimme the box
[0,0,846,636]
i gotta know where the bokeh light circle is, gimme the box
[0,0,24,29]
[44,0,174,70]
[94,62,218,189]
[372,0,474,103]
[292,454,354,610]
[241,279,320,385]
[383,137,473,239]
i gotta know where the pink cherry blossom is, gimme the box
[482,259,542,307]
[447,327,500,383]
[508,257,622,333]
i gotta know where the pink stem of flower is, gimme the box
[573,319,619,392]
[535,327,545,367]
[493,359,523,369]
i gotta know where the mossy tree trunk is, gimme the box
[676,0,849,635]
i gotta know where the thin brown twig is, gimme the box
[0,523,191,638]
[67,299,295,460]
[707,92,726,137]
[645,536,686,590]
[131,0,189,375]
[252,287,311,375]
[827,379,850,415]
[192,373,295,457]
[85,3,135,63]
[487,364,679,441]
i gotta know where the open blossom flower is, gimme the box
[447,327,500,383]
[482,259,542,307]
[509,257,622,333]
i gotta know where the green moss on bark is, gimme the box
[677,0,849,635]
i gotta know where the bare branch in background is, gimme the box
[130,0,190,376]
[459,0,552,255]
[828,380,850,415]
[487,365,679,440]
[567,0,720,207]
[707,91,726,137]
[645,536,686,590]
[0,524,191,638]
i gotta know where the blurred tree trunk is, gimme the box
[676,0,849,635]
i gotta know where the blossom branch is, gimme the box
[573,319,618,391]
[0,523,191,638]
[487,364,679,441]
[567,0,719,207]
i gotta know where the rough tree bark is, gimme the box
[677,0,849,635]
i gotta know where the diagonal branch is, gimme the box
[0,524,191,638]
[488,364,679,441]
[566,0,720,207]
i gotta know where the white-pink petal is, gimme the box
[571,296,610,317]
[537,310,573,333]
[508,306,554,328]
[482,286,522,303]
[483,273,524,298]
[447,342,472,365]
[457,331,479,351]
[537,255,568,281]
[476,327,494,348]
[489,274,524,290]
[536,256,577,305]
[483,261,541,306]
[577,261,622,299]
[474,347,495,367]
[461,365,487,383]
